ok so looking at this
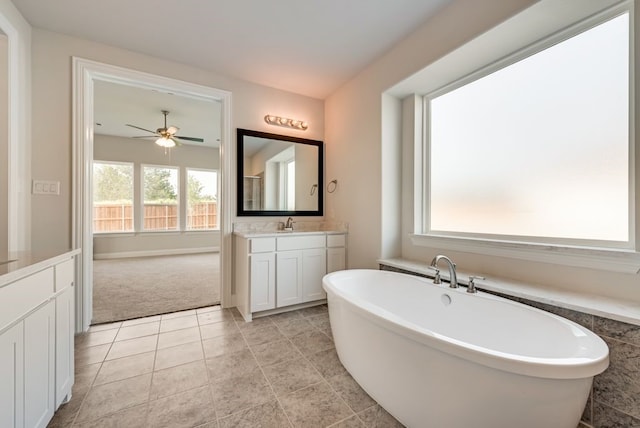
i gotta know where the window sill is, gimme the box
[379,257,640,326]
[93,232,135,237]
[410,234,640,274]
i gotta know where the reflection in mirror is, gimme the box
[237,129,323,216]
[0,30,7,253]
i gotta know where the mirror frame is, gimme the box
[237,128,323,216]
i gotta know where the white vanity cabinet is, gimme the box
[54,259,75,408]
[276,234,327,307]
[24,300,55,428]
[247,238,277,312]
[327,234,347,273]
[0,322,24,428]
[235,232,346,320]
[0,253,77,428]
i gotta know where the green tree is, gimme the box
[188,175,216,202]
[144,167,177,202]
[93,163,133,202]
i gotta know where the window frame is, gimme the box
[185,167,219,231]
[92,160,135,235]
[412,2,640,273]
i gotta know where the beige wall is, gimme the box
[326,0,640,303]
[325,0,535,269]
[30,28,324,253]
[93,134,221,257]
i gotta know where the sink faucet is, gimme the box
[430,255,458,288]
[285,217,294,230]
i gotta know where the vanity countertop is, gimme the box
[0,249,81,287]
[234,230,347,239]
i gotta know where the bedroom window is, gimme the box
[186,168,218,230]
[142,165,179,231]
[93,161,134,233]
[424,11,631,248]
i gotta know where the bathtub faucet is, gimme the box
[430,255,458,288]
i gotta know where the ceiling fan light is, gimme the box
[155,136,176,148]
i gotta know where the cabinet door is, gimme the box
[276,251,303,307]
[55,285,75,407]
[24,301,55,428]
[250,253,276,312]
[303,248,327,302]
[327,247,346,273]
[0,322,24,428]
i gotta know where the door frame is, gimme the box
[72,57,233,332]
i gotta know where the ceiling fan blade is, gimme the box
[126,124,158,134]
[166,126,179,135]
[132,136,156,139]
[175,135,205,143]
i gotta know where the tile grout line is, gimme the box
[70,321,123,427]
[198,305,222,426]
[236,315,296,428]
[68,308,222,427]
[274,310,359,427]
[294,325,365,426]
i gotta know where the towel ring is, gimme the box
[327,179,338,193]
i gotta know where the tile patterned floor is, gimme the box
[48,305,404,428]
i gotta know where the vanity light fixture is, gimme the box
[264,115,308,131]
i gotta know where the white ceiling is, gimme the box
[12,0,452,99]
[94,81,222,148]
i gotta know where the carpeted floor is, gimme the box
[92,252,220,324]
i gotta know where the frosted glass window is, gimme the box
[428,13,629,243]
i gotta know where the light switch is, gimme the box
[32,180,60,195]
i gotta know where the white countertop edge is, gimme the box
[0,249,81,287]
[234,230,347,238]
[378,258,640,327]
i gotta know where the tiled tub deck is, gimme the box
[380,263,640,428]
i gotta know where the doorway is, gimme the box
[90,80,222,323]
[73,58,233,332]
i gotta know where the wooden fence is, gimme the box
[93,202,217,232]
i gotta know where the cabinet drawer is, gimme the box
[327,234,346,248]
[0,268,54,332]
[277,235,326,251]
[55,259,74,292]
[250,237,276,253]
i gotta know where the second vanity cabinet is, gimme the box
[0,253,76,428]
[235,232,347,320]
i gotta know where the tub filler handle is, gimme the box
[467,276,486,294]
[427,266,441,284]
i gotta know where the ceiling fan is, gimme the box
[126,110,204,148]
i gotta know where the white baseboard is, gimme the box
[93,246,220,260]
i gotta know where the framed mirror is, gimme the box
[237,128,323,216]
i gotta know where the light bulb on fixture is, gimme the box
[155,136,176,148]
[264,115,308,130]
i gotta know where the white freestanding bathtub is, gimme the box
[323,269,609,428]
